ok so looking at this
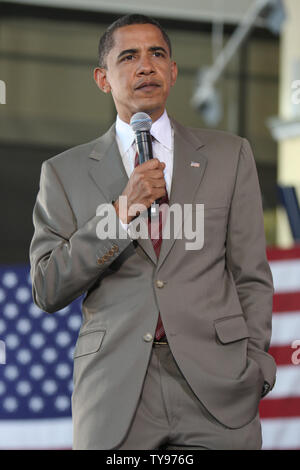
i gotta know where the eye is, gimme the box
[122,54,134,62]
[153,50,165,58]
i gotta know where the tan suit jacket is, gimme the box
[29,117,276,449]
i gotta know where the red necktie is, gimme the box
[134,150,168,340]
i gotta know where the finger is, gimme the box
[140,169,166,179]
[152,187,167,200]
[148,178,167,188]
[138,159,165,170]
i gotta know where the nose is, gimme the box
[137,54,155,75]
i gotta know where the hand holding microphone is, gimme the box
[114,112,167,224]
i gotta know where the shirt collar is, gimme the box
[115,109,172,154]
[151,110,172,150]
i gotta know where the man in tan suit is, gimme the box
[30,14,276,450]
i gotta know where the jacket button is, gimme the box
[156,280,164,288]
[143,333,153,342]
[97,258,103,265]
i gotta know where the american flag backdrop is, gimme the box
[0,265,80,449]
[0,245,299,450]
[260,245,300,450]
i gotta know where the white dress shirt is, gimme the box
[115,110,174,230]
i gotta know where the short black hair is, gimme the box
[98,14,172,68]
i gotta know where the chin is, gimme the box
[136,103,163,118]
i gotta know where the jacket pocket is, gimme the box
[214,314,249,344]
[213,314,250,379]
[74,329,106,359]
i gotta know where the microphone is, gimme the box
[130,112,160,217]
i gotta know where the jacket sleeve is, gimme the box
[225,138,276,392]
[29,160,131,313]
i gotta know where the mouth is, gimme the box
[135,81,161,91]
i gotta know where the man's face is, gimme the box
[94,23,178,123]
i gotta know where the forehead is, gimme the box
[110,23,169,54]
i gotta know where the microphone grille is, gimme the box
[130,112,152,133]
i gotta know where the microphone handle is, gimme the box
[135,131,160,217]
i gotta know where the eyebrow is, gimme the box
[117,46,168,61]
[150,46,168,55]
[117,48,137,60]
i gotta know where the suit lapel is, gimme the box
[88,124,157,264]
[156,118,207,270]
[88,124,128,203]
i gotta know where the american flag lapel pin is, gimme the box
[190,161,200,168]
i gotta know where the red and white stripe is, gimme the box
[260,245,300,450]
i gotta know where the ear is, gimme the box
[170,61,178,87]
[94,67,111,93]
